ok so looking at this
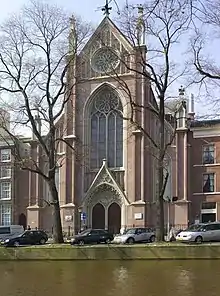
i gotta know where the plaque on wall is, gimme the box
[134,213,143,220]
[65,215,73,222]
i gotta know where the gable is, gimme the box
[82,159,129,206]
[77,17,134,80]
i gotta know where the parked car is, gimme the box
[2,230,48,247]
[0,225,24,242]
[176,222,220,243]
[113,227,155,244]
[71,229,114,245]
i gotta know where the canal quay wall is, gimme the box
[0,244,220,260]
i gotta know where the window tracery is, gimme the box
[89,86,123,169]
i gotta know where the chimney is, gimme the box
[188,93,195,120]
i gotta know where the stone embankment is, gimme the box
[0,243,220,260]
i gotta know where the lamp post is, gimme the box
[78,208,82,233]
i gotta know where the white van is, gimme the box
[0,225,24,241]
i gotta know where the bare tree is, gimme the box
[192,0,220,100]
[114,0,193,240]
[0,0,91,243]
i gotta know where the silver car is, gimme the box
[113,227,156,244]
[176,222,220,243]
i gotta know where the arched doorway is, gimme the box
[92,203,105,229]
[108,203,121,234]
[18,213,27,230]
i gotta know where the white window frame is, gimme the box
[0,182,11,200]
[1,204,11,226]
[0,149,11,162]
[202,144,215,165]
[0,166,11,179]
[203,173,215,193]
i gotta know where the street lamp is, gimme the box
[78,208,82,233]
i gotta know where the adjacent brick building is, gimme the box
[0,111,29,228]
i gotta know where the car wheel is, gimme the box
[14,241,20,247]
[127,237,135,244]
[149,235,156,243]
[195,236,203,243]
[39,238,46,245]
[105,238,111,244]
[78,240,85,246]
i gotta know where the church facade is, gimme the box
[25,15,220,235]
[58,16,159,234]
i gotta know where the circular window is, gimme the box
[91,47,119,74]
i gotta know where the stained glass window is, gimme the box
[90,86,123,168]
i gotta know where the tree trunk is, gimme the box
[156,96,165,241]
[49,180,64,243]
[156,157,165,241]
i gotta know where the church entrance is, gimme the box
[108,202,121,234]
[92,203,105,229]
[18,213,27,230]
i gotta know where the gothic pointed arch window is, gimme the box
[89,85,123,169]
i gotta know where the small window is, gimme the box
[1,205,11,225]
[203,145,214,164]
[0,227,10,234]
[0,166,11,179]
[0,149,11,162]
[203,173,215,193]
[202,202,216,210]
[0,182,11,200]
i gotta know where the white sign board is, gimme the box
[134,213,143,220]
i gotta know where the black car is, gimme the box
[3,230,48,247]
[71,229,114,245]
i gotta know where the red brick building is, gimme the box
[0,111,29,228]
[25,15,220,234]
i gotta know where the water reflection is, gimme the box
[112,266,132,296]
[175,269,193,296]
[0,261,219,296]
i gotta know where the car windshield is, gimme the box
[17,232,26,237]
[185,224,203,232]
[124,229,136,234]
[79,230,90,236]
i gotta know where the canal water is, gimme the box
[0,260,219,296]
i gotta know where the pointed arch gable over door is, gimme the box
[84,83,124,169]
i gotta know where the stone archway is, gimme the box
[92,203,105,229]
[108,202,121,234]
